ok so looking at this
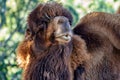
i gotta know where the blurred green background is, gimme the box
[0,0,120,80]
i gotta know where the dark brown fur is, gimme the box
[17,2,74,80]
[17,2,120,80]
[73,12,120,80]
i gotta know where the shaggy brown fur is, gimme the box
[17,2,120,80]
[17,2,74,80]
[73,12,120,80]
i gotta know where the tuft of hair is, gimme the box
[27,2,73,36]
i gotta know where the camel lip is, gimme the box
[55,32,72,43]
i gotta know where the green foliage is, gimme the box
[0,0,119,80]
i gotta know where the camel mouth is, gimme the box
[55,33,72,43]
